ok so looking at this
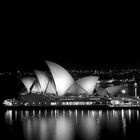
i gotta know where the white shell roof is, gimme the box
[34,70,49,93]
[66,82,88,94]
[46,81,56,94]
[31,80,41,93]
[76,76,99,95]
[46,61,74,96]
[95,86,106,96]
[21,77,36,92]
[105,86,122,97]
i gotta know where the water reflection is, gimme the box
[5,110,12,125]
[5,109,140,140]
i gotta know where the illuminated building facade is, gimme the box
[4,60,139,108]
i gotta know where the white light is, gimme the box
[115,100,119,104]
[51,102,56,105]
[4,101,12,106]
[121,89,126,94]
[24,102,29,106]
[134,83,137,86]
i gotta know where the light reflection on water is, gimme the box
[5,109,140,140]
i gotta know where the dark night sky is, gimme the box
[0,3,139,101]
[0,5,139,71]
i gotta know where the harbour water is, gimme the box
[1,109,140,140]
[1,81,140,140]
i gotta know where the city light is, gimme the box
[121,89,126,94]
[2,60,140,108]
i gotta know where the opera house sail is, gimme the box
[34,70,49,94]
[76,76,99,95]
[21,77,36,94]
[3,60,140,108]
[46,61,75,96]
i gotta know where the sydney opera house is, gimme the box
[3,61,140,108]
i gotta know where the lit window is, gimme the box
[121,89,126,94]
[51,102,56,105]
[76,102,78,105]
[24,103,29,106]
